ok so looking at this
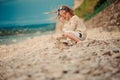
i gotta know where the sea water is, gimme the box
[0,23,56,45]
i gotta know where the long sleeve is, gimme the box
[77,18,86,33]
[62,15,87,34]
[62,16,77,32]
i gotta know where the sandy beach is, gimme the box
[0,27,120,80]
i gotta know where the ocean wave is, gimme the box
[0,23,56,36]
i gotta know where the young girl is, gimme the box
[56,5,87,44]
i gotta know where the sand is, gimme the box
[0,28,120,80]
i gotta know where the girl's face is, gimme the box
[59,10,66,19]
[59,10,70,20]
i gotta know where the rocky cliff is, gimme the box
[85,0,120,31]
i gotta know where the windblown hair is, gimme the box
[58,5,74,16]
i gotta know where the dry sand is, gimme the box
[0,28,120,80]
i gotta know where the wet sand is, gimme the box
[0,28,120,80]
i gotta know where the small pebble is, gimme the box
[103,51,112,56]
[74,70,79,74]
[27,74,32,78]
[113,50,119,53]
[62,70,68,74]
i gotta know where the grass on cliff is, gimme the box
[74,0,99,19]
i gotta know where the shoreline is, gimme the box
[0,28,120,60]
[0,30,55,45]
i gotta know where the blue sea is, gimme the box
[0,23,56,45]
[0,0,74,45]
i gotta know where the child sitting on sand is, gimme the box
[56,5,87,46]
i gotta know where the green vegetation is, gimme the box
[75,0,99,19]
[74,0,115,21]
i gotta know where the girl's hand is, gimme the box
[60,16,65,23]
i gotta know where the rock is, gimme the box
[59,55,67,60]
[92,70,102,76]
[80,69,91,74]
[27,74,32,78]
[74,70,79,74]
[113,50,119,53]
[112,54,120,59]
[62,70,68,74]
[102,51,112,56]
